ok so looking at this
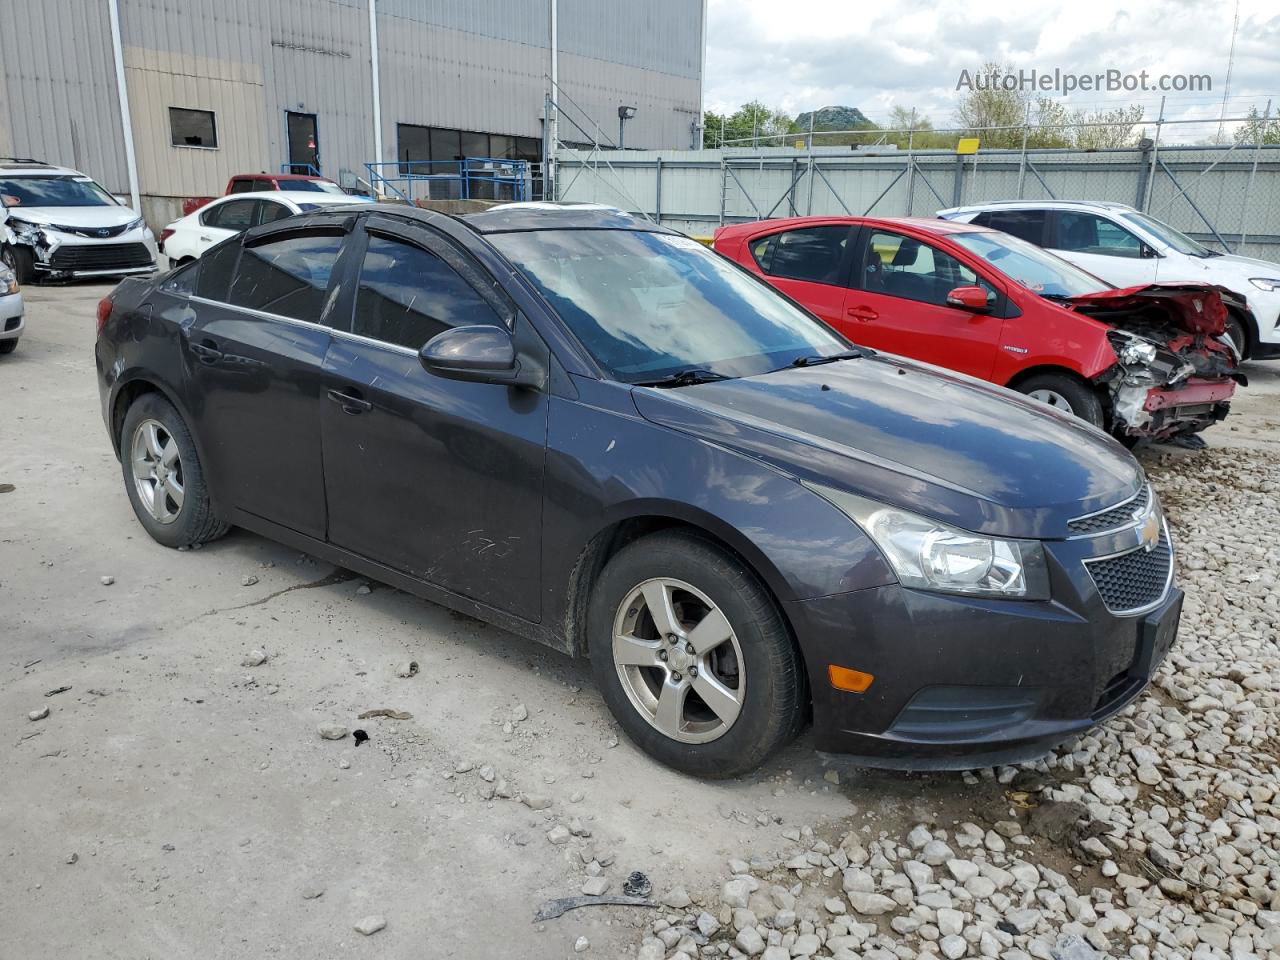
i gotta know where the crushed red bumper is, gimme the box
[1143,377,1236,412]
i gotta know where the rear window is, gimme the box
[971,209,1048,246]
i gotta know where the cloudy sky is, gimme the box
[704,0,1280,140]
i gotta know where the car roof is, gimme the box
[231,173,334,182]
[942,200,1139,215]
[461,202,673,234]
[716,215,994,239]
[0,161,87,177]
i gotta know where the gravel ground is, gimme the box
[2,283,1278,959]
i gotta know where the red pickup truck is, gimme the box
[181,173,349,216]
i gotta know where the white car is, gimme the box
[160,191,359,265]
[938,200,1280,360]
[1,159,157,282]
[0,261,23,354]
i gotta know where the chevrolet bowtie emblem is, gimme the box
[1138,509,1160,552]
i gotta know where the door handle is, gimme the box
[199,235,212,242]
[327,388,373,415]
[846,305,878,321]
[189,340,223,364]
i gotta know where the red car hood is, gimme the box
[1065,282,1228,337]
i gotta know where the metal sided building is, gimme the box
[0,0,707,226]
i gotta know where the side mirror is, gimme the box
[419,325,529,386]
[946,285,991,312]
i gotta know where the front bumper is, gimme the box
[1115,377,1235,437]
[19,229,158,279]
[786,531,1181,769]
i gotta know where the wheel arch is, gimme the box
[561,508,801,668]
[1005,363,1100,393]
[109,373,209,470]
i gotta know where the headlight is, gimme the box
[1119,340,1157,366]
[0,266,16,295]
[125,217,145,232]
[6,218,41,240]
[807,483,1050,600]
[1249,278,1280,292]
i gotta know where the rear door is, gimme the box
[196,197,259,254]
[845,227,1005,379]
[185,214,357,538]
[744,224,855,329]
[319,215,549,620]
[1047,210,1160,286]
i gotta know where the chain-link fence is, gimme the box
[553,117,1280,263]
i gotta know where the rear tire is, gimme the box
[1016,373,1105,429]
[120,393,229,548]
[587,530,805,778]
[1,245,34,284]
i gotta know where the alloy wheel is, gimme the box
[611,577,745,744]
[131,419,185,524]
[1027,388,1074,414]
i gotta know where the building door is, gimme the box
[286,111,319,174]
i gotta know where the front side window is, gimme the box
[490,229,848,382]
[861,231,987,306]
[169,107,218,148]
[201,199,257,231]
[1055,212,1143,258]
[751,226,850,285]
[227,230,345,322]
[352,234,502,350]
[1117,211,1212,257]
[952,230,1109,298]
[0,175,115,208]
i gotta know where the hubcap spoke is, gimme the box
[143,422,164,460]
[132,456,153,480]
[613,633,662,668]
[692,671,742,727]
[686,606,733,656]
[641,580,680,637]
[160,438,180,468]
[653,679,688,737]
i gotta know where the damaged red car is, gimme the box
[713,216,1244,443]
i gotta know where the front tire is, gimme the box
[1016,373,1105,429]
[1225,313,1250,362]
[0,338,16,355]
[120,393,229,548]
[587,530,805,778]
[2,245,34,284]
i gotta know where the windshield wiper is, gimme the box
[790,348,870,367]
[633,368,734,388]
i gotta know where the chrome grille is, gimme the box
[1069,485,1151,535]
[1085,526,1173,615]
[46,243,153,271]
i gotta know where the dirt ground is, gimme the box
[1,281,1276,958]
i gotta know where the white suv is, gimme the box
[0,159,157,282]
[938,200,1280,361]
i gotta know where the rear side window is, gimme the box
[194,239,239,300]
[971,209,1048,246]
[1054,212,1143,258]
[751,226,849,285]
[228,178,257,194]
[202,199,257,230]
[257,201,293,226]
[227,230,345,322]
[352,234,502,350]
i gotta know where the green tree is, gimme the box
[1233,106,1280,146]
[703,101,794,147]
[953,62,1029,148]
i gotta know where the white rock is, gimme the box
[353,916,386,936]
[574,936,590,953]
[316,723,347,740]
[940,934,968,959]
[922,840,955,865]
[847,892,896,916]
[28,706,50,722]
[582,877,609,896]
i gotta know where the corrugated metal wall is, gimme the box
[0,0,705,217]
[0,0,129,189]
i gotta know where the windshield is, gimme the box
[0,175,117,208]
[951,230,1109,298]
[491,229,849,382]
[1118,211,1214,257]
[287,179,346,195]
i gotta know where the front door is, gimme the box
[1047,210,1160,287]
[184,220,351,539]
[286,111,319,174]
[845,228,1005,380]
[319,217,549,621]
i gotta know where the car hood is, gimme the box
[1196,252,1280,277]
[3,206,140,229]
[632,355,1142,540]
[1064,282,1229,337]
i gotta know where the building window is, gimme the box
[169,107,218,149]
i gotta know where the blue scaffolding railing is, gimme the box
[365,158,530,204]
[281,163,322,177]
